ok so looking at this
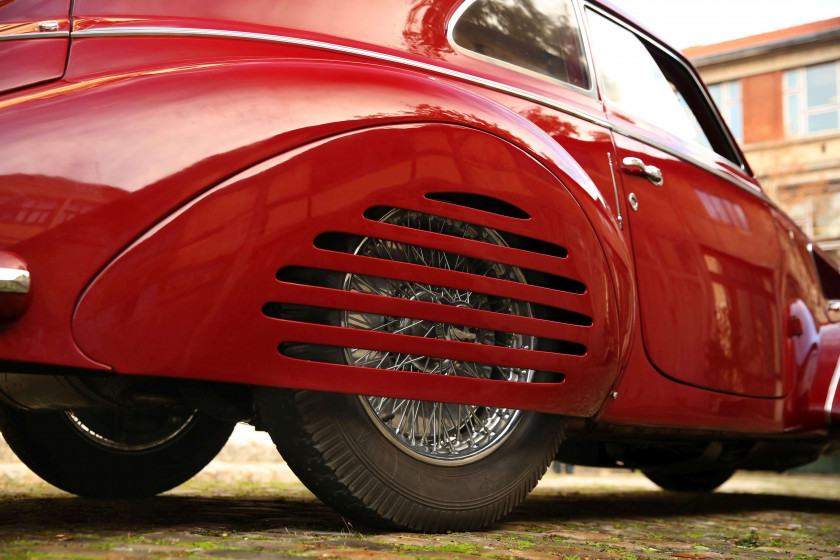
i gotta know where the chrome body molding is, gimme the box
[826,355,840,426]
[610,122,770,204]
[581,1,747,172]
[606,152,623,230]
[71,26,612,129]
[0,268,30,294]
[0,31,69,41]
[71,26,766,204]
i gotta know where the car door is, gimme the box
[0,0,71,94]
[584,5,786,398]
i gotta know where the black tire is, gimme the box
[642,467,735,492]
[259,209,564,531]
[0,404,235,498]
[257,388,562,532]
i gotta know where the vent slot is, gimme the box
[313,233,584,295]
[275,267,593,327]
[278,342,565,384]
[363,207,567,258]
[263,302,587,356]
[424,191,530,219]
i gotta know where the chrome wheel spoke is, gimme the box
[342,209,536,465]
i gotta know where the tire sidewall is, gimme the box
[291,388,561,509]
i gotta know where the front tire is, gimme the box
[0,404,235,498]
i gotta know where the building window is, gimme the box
[784,61,840,137]
[707,81,742,141]
[780,182,840,266]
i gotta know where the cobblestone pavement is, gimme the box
[1,428,839,559]
[1,466,839,559]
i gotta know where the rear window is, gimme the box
[451,0,591,91]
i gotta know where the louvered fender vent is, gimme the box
[262,203,593,388]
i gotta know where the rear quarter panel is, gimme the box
[0,32,629,414]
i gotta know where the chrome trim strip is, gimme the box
[825,355,840,426]
[73,26,769,205]
[610,121,769,203]
[581,1,748,173]
[0,32,69,41]
[71,26,613,129]
[606,152,623,230]
[0,268,30,294]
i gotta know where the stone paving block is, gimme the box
[301,548,406,560]
[16,544,151,558]
[322,538,396,551]
[499,548,567,560]
[138,530,213,543]
[369,534,440,547]
[213,538,307,552]
[196,549,299,559]
[111,543,195,555]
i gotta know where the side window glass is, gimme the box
[586,10,739,163]
[452,0,591,90]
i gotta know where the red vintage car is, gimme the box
[0,0,838,532]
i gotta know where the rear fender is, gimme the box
[3,56,631,371]
[811,322,840,431]
[73,123,620,415]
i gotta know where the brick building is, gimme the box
[685,18,840,264]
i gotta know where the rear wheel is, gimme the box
[0,404,234,498]
[258,209,564,531]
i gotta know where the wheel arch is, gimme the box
[72,118,623,416]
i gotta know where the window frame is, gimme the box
[447,0,599,98]
[707,80,743,142]
[784,61,840,138]
[581,2,747,172]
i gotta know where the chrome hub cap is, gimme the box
[66,409,196,452]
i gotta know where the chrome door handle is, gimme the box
[621,156,663,186]
[38,21,60,32]
[0,267,29,294]
[828,300,840,322]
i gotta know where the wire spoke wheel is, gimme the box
[256,208,564,532]
[343,209,535,464]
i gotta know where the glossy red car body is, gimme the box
[1,0,839,532]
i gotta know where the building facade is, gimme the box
[685,18,840,264]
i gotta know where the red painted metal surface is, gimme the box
[73,124,620,416]
[612,133,785,398]
[0,0,70,94]
[0,0,836,440]
[0,47,604,370]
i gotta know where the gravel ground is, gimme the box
[1,426,839,559]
